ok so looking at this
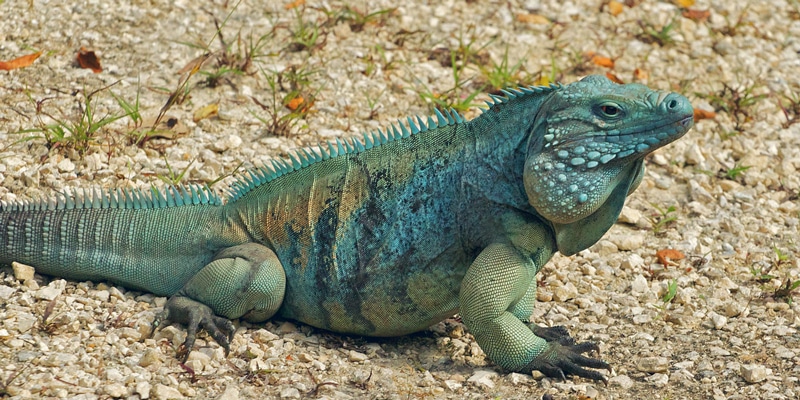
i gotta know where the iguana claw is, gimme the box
[529,324,575,345]
[524,340,611,383]
[152,295,236,363]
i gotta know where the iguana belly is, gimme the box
[276,243,469,336]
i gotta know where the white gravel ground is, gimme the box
[1,0,800,399]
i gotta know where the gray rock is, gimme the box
[151,384,184,400]
[636,356,670,373]
[33,280,66,301]
[608,374,634,389]
[12,261,35,281]
[645,373,669,387]
[741,364,768,383]
[280,387,301,399]
[0,285,16,300]
[104,383,127,398]
[136,382,152,399]
[216,386,240,400]
[348,350,368,362]
[467,369,498,389]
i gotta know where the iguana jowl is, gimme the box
[0,75,693,380]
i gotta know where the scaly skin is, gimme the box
[0,75,693,380]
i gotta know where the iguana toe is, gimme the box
[529,324,575,345]
[525,341,611,383]
[153,295,236,363]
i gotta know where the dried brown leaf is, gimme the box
[0,51,42,71]
[607,1,625,16]
[656,249,685,267]
[516,13,550,24]
[76,47,102,73]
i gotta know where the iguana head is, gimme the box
[523,75,694,255]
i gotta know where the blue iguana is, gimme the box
[0,75,693,380]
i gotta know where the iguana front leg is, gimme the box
[153,243,286,362]
[459,242,609,381]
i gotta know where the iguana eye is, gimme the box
[601,105,618,115]
[597,102,623,119]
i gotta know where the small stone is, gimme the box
[348,350,368,362]
[252,329,280,343]
[507,372,530,385]
[741,364,767,383]
[0,285,15,299]
[621,253,645,270]
[104,383,127,398]
[136,382,152,399]
[443,379,463,391]
[608,374,634,389]
[178,381,196,397]
[707,311,727,329]
[298,353,314,362]
[614,232,645,251]
[311,360,326,370]
[216,386,240,400]
[630,274,649,295]
[16,313,37,332]
[57,158,76,172]
[106,368,125,382]
[636,356,669,373]
[552,286,570,302]
[277,321,297,334]
[92,289,111,302]
[684,144,706,165]
[40,352,78,367]
[151,384,184,400]
[644,372,669,387]
[593,240,618,256]
[467,369,498,389]
[139,348,161,367]
[12,261,35,281]
[280,387,301,399]
[33,279,66,301]
[618,207,643,224]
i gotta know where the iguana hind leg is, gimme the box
[459,242,609,381]
[153,243,286,362]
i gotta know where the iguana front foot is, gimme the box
[152,296,236,363]
[524,341,611,383]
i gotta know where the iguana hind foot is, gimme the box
[153,243,286,361]
[153,296,236,363]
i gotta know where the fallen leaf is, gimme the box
[286,95,314,113]
[682,8,710,22]
[178,53,212,75]
[516,13,550,24]
[605,71,624,84]
[193,103,219,122]
[591,55,615,69]
[0,51,42,71]
[535,75,551,87]
[76,47,102,73]
[693,108,716,121]
[284,0,305,10]
[633,68,649,82]
[675,0,694,7]
[137,116,190,140]
[607,1,625,16]
[656,249,685,267]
